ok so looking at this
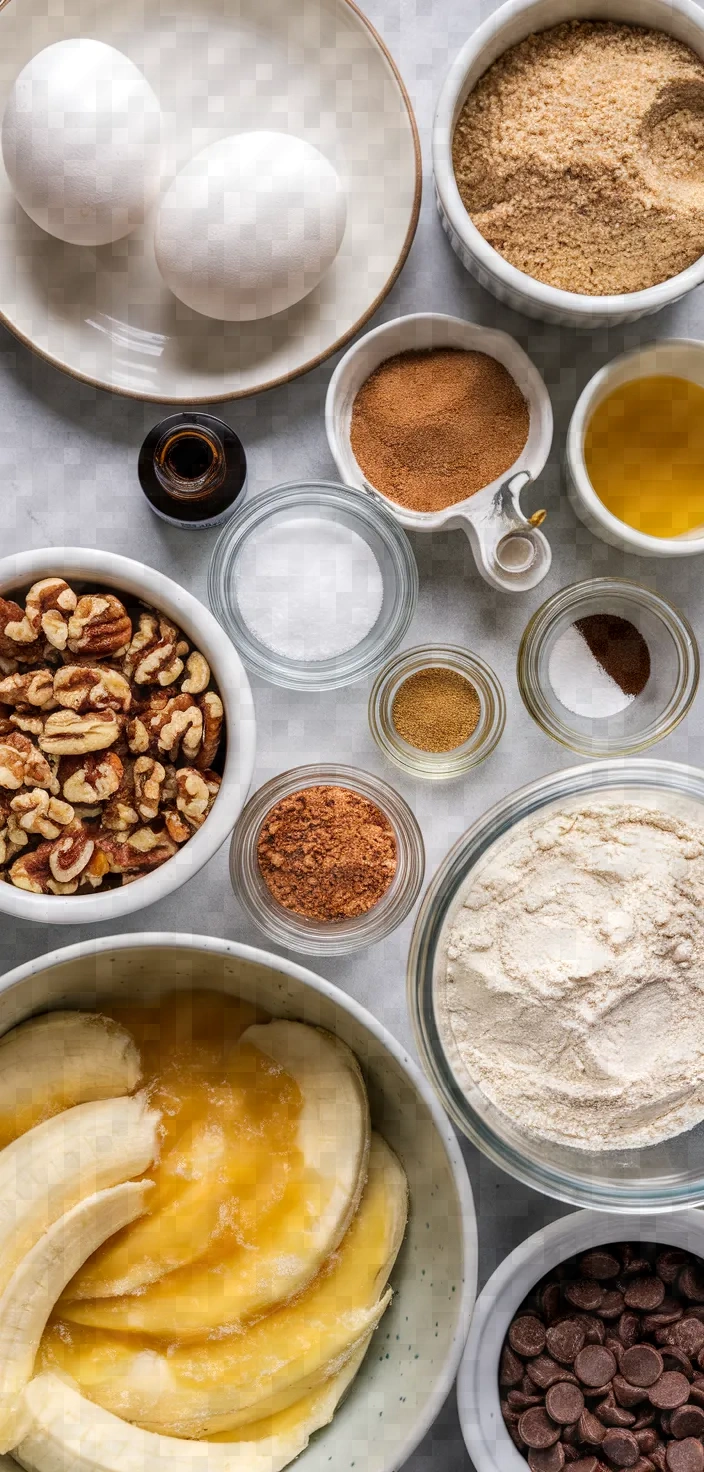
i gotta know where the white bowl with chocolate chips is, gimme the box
[458,1211,704,1472]
[0,549,256,922]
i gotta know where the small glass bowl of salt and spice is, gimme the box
[517,577,699,757]
[230,764,425,956]
[369,645,505,779]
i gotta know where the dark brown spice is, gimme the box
[392,667,481,752]
[257,785,397,923]
[349,348,530,513]
[575,615,651,698]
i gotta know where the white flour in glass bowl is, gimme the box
[439,797,704,1151]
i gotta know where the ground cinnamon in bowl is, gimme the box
[256,784,397,922]
[349,348,530,513]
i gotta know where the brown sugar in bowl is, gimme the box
[326,313,553,594]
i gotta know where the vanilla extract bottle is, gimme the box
[138,413,247,529]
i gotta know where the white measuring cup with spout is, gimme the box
[325,313,553,593]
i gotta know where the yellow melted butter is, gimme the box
[39,1135,399,1440]
[584,374,704,539]
[65,990,306,1300]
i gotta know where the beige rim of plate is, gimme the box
[0,0,421,402]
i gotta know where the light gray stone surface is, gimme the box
[1,0,703,1464]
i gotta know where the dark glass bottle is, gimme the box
[138,413,247,529]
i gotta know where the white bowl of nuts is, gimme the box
[0,548,256,922]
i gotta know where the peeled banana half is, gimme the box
[15,1340,369,1472]
[41,1133,408,1439]
[0,1012,141,1147]
[0,1180,153,1453]
[65,1021,372,1334]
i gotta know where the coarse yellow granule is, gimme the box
[452,21,704,296]
[392,668,481,753]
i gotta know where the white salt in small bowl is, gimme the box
[516,577,699,757]
[207,481,418,691]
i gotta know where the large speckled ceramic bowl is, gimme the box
[0,933,476,1472]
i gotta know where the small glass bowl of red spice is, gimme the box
[369,645,506,780]
[517,578,699,757]
[230,763,425,955]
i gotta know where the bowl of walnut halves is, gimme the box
[0,549,256,922]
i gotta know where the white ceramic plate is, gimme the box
[0,0,420,402]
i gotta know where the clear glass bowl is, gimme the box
[517,577,699,757]
[208,481,418,691]
[368,645,505,780]
[408,758,704,1211]
[231,763,425,955]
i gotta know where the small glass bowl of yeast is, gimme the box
[517,577,699,757]
[369,644,505,780]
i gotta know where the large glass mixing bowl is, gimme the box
[408,759,704,1211]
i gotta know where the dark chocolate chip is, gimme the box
[669,1320,704,1358]
[622,1257,653,1280]
[529,1447,566,1472]
[597,1391,636,1428]
[580,1252,622,1281]
[669,1404,704,1439]
[501,1344,525,1387]
[542,1283,563,1323]
[635,1429,659,1455]
[661,1349,693,1381]
[632,1411,657,1430]
[580,1408,607,1444]
[619,1314,642,1349]
[547,1321,588,1365]
[601,1293,626,1321]
[602,1429,640,1467]
[570,1460,601,1472]
[666,1440,704,1472]
[576,1346,619,1388]
[566,1281,605,1312]
[648,1372,691,1410]
[578,1314,607,1346]
[656,1251,691,1285]
[511,1316,548,1358]
[519,1407,562,1449]
[625,1279,667,1312]
[687,1385,704,1408]
[587,1384,619,1401]
[679,1267,704,1304]
[614,1376,649,1408]
[622,1346,665,1388]
[643,1301,683,1334]
[529,1356,580,1390]
[651,1449,668,1472]
[546,1383,585,1425]
[509,1390,545,1409]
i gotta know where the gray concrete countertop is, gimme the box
[1,0,703,1464]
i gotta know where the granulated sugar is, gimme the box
[235,516,384,662]
[452,21,704,295]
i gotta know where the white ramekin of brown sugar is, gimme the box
[325,311,553,593]
[433,0,704,328]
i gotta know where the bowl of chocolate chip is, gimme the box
[459,1212,704,1472]
[0,548,256,923]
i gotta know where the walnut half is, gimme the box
[39,711,121,756]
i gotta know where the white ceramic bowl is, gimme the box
[0,549,256,924]
[0,932,477,1472]
[325,312,553,592]
[433,0,704,328]
[567,338,704,556]
[458,1207,704,1472]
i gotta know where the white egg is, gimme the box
[1,39,163,246]
[154,131,347,321]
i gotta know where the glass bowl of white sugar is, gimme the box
[516,577,698,757]
[408,757,704,1212]
[208,481,418,690]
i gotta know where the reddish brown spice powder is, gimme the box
[257,785,397,923]
[349,348,530,513]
